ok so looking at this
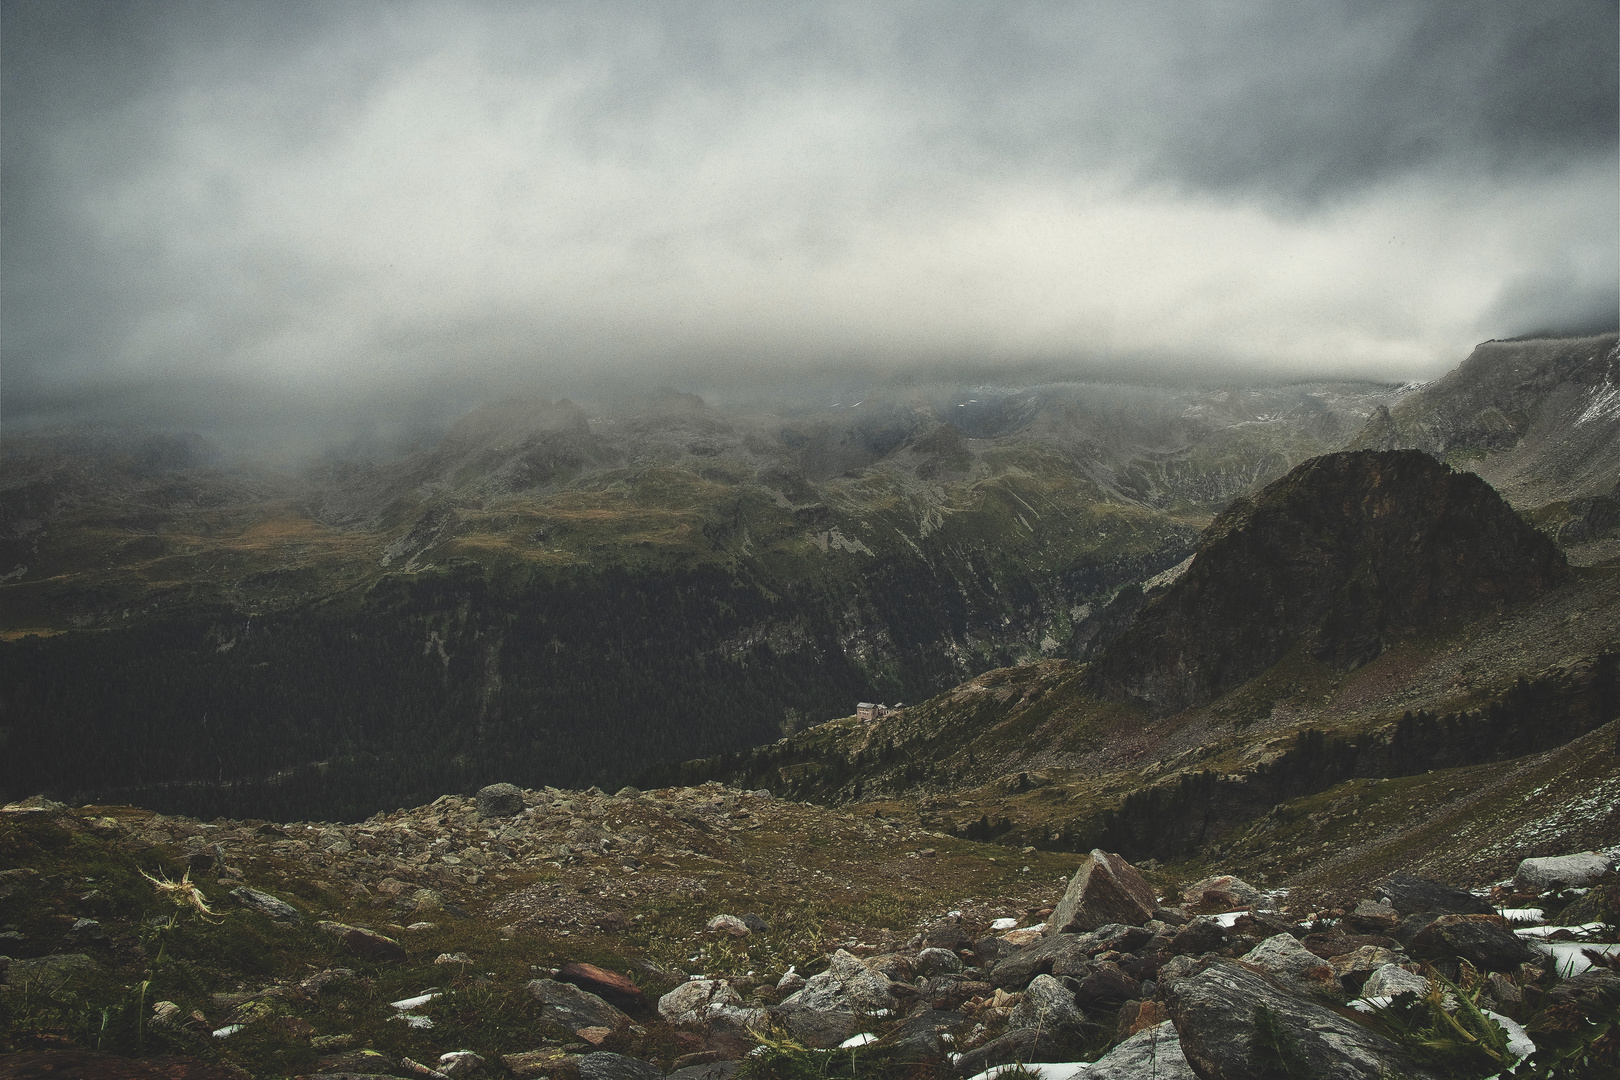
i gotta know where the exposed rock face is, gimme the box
[1167,960,1440,1080]
[1048,850,1159,933]
[1090,450,1568,714]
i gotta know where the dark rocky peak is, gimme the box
[1088,449,1568,715]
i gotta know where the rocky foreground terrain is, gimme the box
[1,779,1617,1079]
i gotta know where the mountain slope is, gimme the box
[1353,332,1620,515]
[1088,449,1568,715]
[653,450,1613,864]
[0,376,1399,820]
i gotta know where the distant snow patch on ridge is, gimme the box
[1575,380,1620,426]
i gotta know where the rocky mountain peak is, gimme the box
[1088,449,1568,715]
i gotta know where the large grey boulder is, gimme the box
[1048,850,1158,933]
[782,950,896,1013]
[659,979,744,1025]
[1514,852,1614,893]
[1086,1021,1197,1080]
[1167,959,1441,1080]
[1006,974,1082,1031]
[528,978,632,1032]
[477,783,526,818]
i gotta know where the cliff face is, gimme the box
[1088,450,1568,716]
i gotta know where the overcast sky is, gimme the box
[3,1,1616,441]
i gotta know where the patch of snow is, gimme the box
[1211,911,1248,928]
[1576,382,1620,425]
[212,1024,245,1038]
[1497,908,1545,923]
[1482,1009,1536,1062]
[839,1033,878,1048]
[390,990,443,1010]
[1530,941,1620,977]
[390,1013,435,1029]
[1514,923,1606,939]
[962,1063,1090,1080]
[989,917,1019,931]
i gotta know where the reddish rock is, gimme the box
[1115,999,1170,1040]
[341,926,408,964]
[559,962,647,1010]
[1047,849,1158,933]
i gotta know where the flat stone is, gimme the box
[1514,852,1614,893]
[1167,959,1441,1080]
[1375,873,1492,917]
[576,1051,662,1080]
[1048,850,1158,934]
[230,886,303,924]
[529,978,632,1032]
[1086,1020,1197,1080]
[559,962,647,1010]
[1167,918,1226,957]
[770,1004,858,1049]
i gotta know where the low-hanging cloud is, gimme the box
[3,0,1615,443]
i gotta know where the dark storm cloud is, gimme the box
[3,1,1615,446]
